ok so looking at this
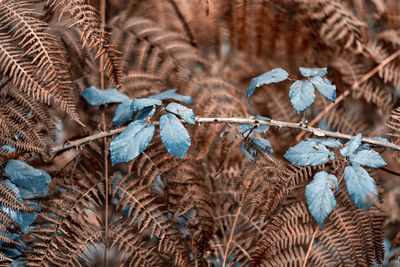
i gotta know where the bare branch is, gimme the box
[50,117,400,154]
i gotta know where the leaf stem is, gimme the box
[51,117,400,154]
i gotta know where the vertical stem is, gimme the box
[99,0,108,266]
[223,205,242,267]
[302,228,319,267]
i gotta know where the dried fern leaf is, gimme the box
[47,0,123,86]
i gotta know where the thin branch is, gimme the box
[296,49,400,142]
[223,205,242,267]
[302,228,319,267]
[50,117,400,154]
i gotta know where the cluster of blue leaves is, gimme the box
[1,160,51,262]
[285,135,387,228]
[80,86,195,165]
[245,67,389,229]
[246,67,336,114]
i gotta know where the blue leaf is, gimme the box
[166,102,196,124]
[289,80,315,114]
[299,67,327,77]
[110,120,155,165]
[340,134,362,156]
[284,140,334,166]
[240,144,255,162]
[113,100,134,127]
[135,106,155,121]
[246,68,289,105]
[305,171,338,228]
[306,138,342,148]
[249,136,272,155]
[149,89,193,105]
[159,113,191,158]
[310,76,336,102]
[344,164,377,210]
[349,149,387,168]
[130,98,162,112]
[4,160,51,198]
[81,86,130,106]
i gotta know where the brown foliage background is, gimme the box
[0,0,399,266]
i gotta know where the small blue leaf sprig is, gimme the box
[79,71,398,229]
[80,86,195,165]
[285,134,388,228]
[247,67,336,114]
[244,67,392,229]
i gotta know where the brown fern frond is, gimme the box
[392,231,400,250]
[115,17,208,71]
[353,81,395,113]
[0,178,34,264]
[5,86,55,137]
[0,180,32,213]
[250,188,385,267]
[26,146,105,266]
[0,104,47,153]
[387,107,400,142]
[122,71,166,97]
[110,219,163,266]
[298,0,367,52]
[112,182,187,265]
[47,0,123,87]
[0,1,79,121]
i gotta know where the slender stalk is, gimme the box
[302,229,319,267]
[222,206,242,267]
[51,117,400,154]
[296,49,400,142]
[99,0,108,266]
